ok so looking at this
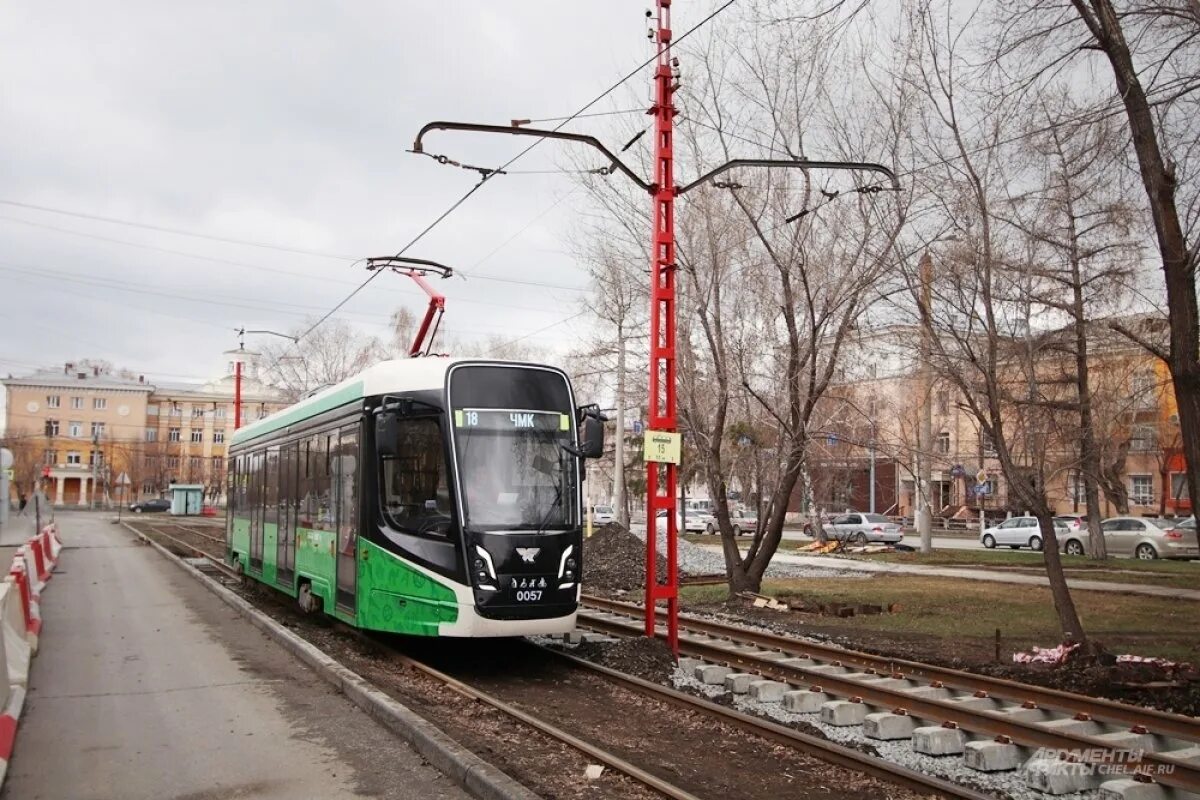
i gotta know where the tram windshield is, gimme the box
[452,408,576,531]
[448,365,578,533]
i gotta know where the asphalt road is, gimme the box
[4,511,468,800]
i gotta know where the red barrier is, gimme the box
[28,539,49,585]
[6,565,37,639]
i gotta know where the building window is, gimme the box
[145,429,157,442]
[69,420,83,438]
[168,428,181,443]
[213,429,225,444]
[46,395,60,408]
[190,428,203,443]
[147,405,159,416]
[66,451,81,465]
[93,397,107,410]
[71,397,83,409]
[189,456,203,473]
[89,450,104,466]
[45,419,59,437]
[215,407,227,419]
[980,428,997,455]
[192,406,205,418]
[1129,424,1157,452]
[43,449,56,465]
[936,431,951,454]
[1067,470,1085,503]
[1129,371,1157,409]
[91,422,106,438]
[936,390,949,416]
[168,404,181,417]
[142,481,156,494]
[1130,475,1154,506]
[166,456,180,469]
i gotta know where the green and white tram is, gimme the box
[226,358,603,637]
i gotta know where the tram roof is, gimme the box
[229,357,519,448]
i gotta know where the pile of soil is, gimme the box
[583,524,667,592]
[570,637,677,684]
[977,659,1200,717]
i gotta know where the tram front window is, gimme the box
[380,417,453,536]
[453,409,577,532]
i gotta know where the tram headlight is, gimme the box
[473,557,485,571]
[566,557,577,570]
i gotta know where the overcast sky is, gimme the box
[0,2,723,389]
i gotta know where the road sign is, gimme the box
[643,430,681,464]
[0,448,11,469]
[632,420,643,435]
[976,469,988,483]
[116,471,131,486]
[974,482,991,496]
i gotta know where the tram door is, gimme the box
[276,442,297,587]
[334,425,359,611]
[249,451,264,573]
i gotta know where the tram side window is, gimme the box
[305,432,334,532]
[334,425,358,553]
[381,418,452,536]
[229,457,238,515]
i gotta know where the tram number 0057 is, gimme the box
[515,590,543,602]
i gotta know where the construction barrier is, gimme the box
[0,521,62,788]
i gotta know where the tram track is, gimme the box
[578,595,1200,796]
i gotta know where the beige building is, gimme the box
[2,362,285,508]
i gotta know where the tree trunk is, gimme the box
[1071,272,1107,560]
[613,327,628,530]
[1036,513,1088,644]
[1074,0,1200,521]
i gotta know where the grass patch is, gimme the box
[681,575,1200,663]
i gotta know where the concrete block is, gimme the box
[859,677,913,690]
[821,700,868,726]
[677,657,703,674]
[563,631,584,644]
[1040,716,1102,736]
[806,663,848,675]
[1097,778,1169,800]
[1023,757,1102,795]
[862,711,916,740]
[962,740,1023,772]
[1092,730,1157,752]
[777,657,814,668]
[748,680,786,702]
[1159,744,1200,765]
[758,651,795,662]
[944,695,1000,712]
[783,689,829,713]
[580,633,616,644]
[695,664,732,685]
[899,686,953,701]
[911,725,967,756]
[723,673,755,694]
[992,705,1050,723]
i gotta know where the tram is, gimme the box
[225,358,603,637]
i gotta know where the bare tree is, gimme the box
[260,319,384,402]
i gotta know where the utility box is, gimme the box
[169,484,205,516]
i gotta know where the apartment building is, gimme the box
[2,362,285,507]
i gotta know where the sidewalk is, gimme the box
[696,544,1200,601]
[2,511,467,800]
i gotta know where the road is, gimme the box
[4,511,468,800]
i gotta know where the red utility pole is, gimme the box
[234,360,243,430]
[645,0,679,653]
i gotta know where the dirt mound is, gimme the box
[572,636,677,684]
[583,523,667,592]
[977,659,1200,717]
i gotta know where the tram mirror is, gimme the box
[579,415,604,459]
[376,411,400,457]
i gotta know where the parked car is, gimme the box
[654,508,713,534]
[826,512,904,544]
[130,498,171,514]
[980,516,1068,551]
[1060,516,1199,560]
[590,505,616,525]
[802,513,835,537]
[1053,514,1086,533]
[702,507,759,536]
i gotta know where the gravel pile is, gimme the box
[631,527,868,581]
[583,524,667,592]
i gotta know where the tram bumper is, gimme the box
[467,529,582,624]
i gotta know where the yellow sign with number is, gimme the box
[643,430,681,464]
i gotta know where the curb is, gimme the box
[123,522,539,800]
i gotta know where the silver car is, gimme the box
[980,516,1069,551]
[1060,516,1199,560]
[827,512,903,544]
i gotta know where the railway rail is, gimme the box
[578,594,1200,795]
